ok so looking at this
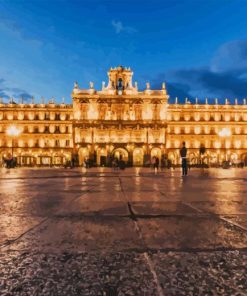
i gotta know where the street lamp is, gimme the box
[218,127,231,161]
[6,125,21,158]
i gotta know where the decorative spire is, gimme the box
[244,98,246,104]
[102,81,105,90]
[134,81,138,90]
[225,98,228,104]
[205,97,208,104]
[62,97,65,104]
[185,97,188,104]
[175,97,178,104]
[89,81,94,89]
[215,98,218,105]
[162,82,166,89]
[146,82,150,89]
[41,96,44,104]
[235,98,238,105]
[31,96,34,104]
[74,81,78,89]
[195,97,198,104]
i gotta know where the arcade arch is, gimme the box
[133,148,144,166]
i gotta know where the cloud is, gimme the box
[111,20,137,34]
[211,40,247,74]
[151,39,247,101]
[0,77,32,102]
[170,68,247,99]
[152,78,192,103]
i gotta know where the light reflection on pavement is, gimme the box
[0,167,247,295]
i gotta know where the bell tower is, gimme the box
[106,66,134,93]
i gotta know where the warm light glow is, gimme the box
[142,107,153,120]
[218,128,231,137]
[87,104,98,120]
[174,127,180,134]
[159,105,167,120]
[214,141,221,149]
[194,126,201,134]
[6,125,21,137]
[234,140,241,149]
[75,110,81,120]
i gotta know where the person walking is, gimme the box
[180,142,188,176]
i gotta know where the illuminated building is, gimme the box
[0,66,247,167]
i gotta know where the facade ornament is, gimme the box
[62,97,65,104]
[102,81,105,90]
[41,96,45,104]
[235,98,238,105]
[74,81,78,89]
[162,82,166,89]
[175,97,178,104]
[31,96,34,104]
[205,97,208,104]
[225,98,228,104]
[146,82,150,89]
[134,81,138,90]
[195,97,198,104]
[89,81,94,89]
[244,98,246,104]
[215,98,218,105]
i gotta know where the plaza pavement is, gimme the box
[0,167,247,295]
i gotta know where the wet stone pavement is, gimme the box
[0,167,247,296]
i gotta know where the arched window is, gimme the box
[117,78,123,90]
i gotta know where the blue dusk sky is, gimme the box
[1,0,247,103]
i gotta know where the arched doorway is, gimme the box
[151,148,161,162]
[133,148,144,166]
[167,151,176,165]
[97,147,107,166]
[78,147,89,166]
[53,153,66,166]
[209,152,218,166]
[112,148,128,162]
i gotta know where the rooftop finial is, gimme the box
[74,81,78,89]
[41,96,44,104]
[215,98,218,105]
[205,97,208,104]
[175,97,178,104]
[235,98,238,105]
[162,82,166,89]
[244,98,246,104]
[195,97,198,104]
[89,81,94,89]
[146,82,150,89]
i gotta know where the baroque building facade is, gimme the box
[0,66,247,167]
